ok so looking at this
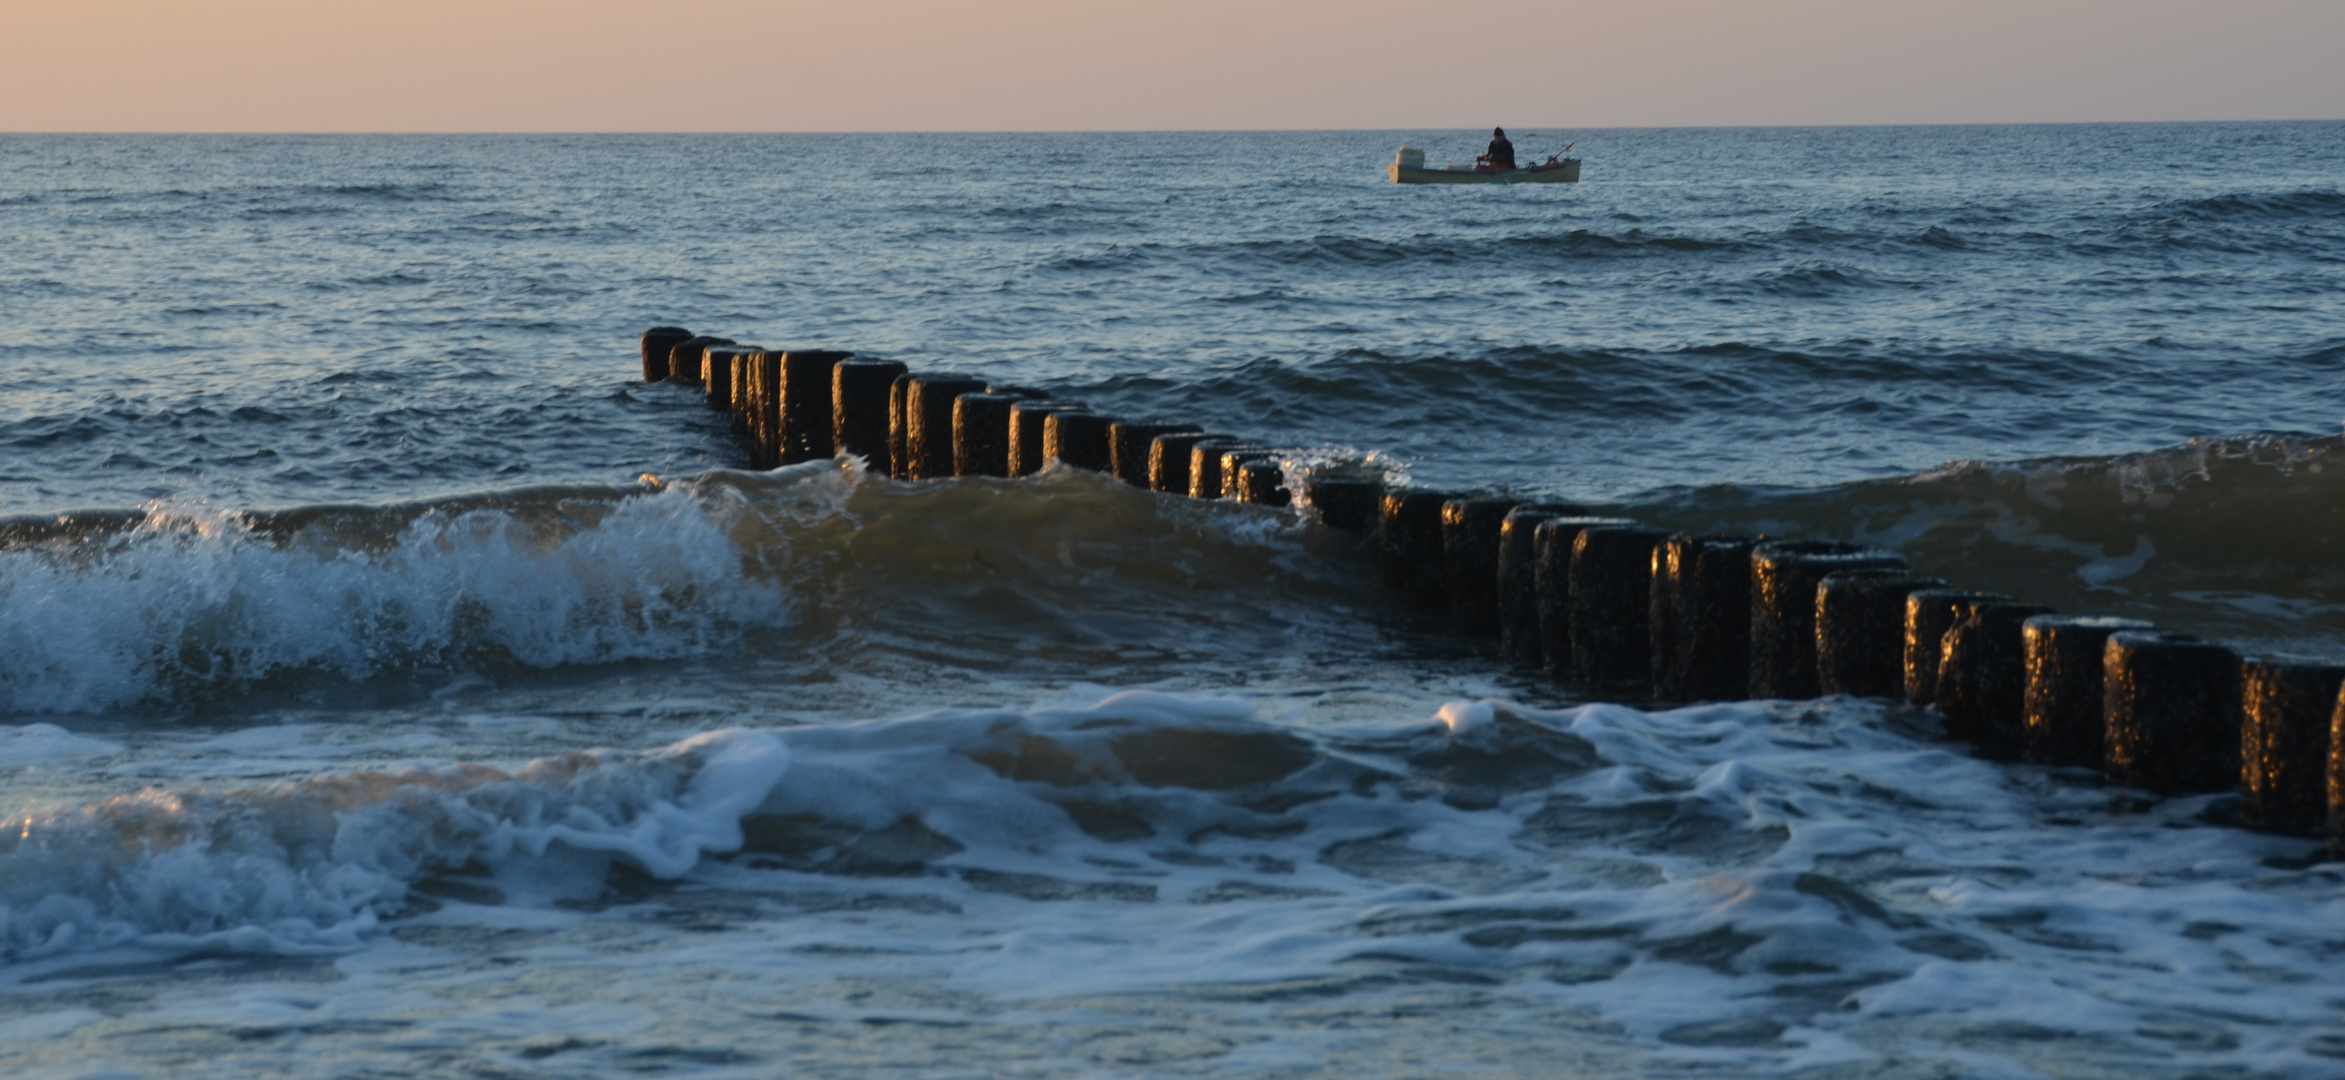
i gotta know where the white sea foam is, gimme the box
[4,690,2341,1076]
[0,728,788,961]
[0,482,788,714]
[0,724,123,765]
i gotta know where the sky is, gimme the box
[3,0,2340,132]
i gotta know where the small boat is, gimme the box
[1388,146,1579,184]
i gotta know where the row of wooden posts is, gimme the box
[641,327,2342,858]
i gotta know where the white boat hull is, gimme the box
[1390,159,1579,184]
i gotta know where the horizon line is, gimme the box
[4,117,2342,138]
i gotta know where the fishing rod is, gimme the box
[1511,132,1575,163]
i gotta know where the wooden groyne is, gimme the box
[639,329,2345,859]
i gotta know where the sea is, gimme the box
[2,124,2342,1078]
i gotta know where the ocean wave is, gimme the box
[1029,197,2341,281]
[1036,225,1887,277]
[0,463,1376,714]
[1527,228,1738,255]
[1745,262,1904,296]
[2159,188,2345,222]
[1217,228,1749,267]
[0,475,799,714]
[307,182,456,202]
[5,689,2338,1074]
[0,727,786,961]
[1909,224,1969,250]
[1633,434,2345,652]
[4,431,2339,714]
[1079,342,2132,433]
[0,692,1371,963]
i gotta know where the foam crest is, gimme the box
[0,459,1392,713]
[6,689,2344,1074]
[0,728,787,962]
[0,480,790,714]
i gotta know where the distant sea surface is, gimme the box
[3,126,2343,1078]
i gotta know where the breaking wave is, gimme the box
[0,475,798,714]
[5,435,2342,714]
[0,727,786,960]
[3,689,2337,1074]
[0,461,1379,715]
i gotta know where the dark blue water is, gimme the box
[4,125,2339,512]
[3,126,2343,1078]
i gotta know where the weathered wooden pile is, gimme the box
[641,327,2344,858]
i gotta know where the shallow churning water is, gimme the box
[1,126,2342,1077]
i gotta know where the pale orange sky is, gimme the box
[5,0,2339,132]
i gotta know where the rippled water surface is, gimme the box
[4,126,2341,509]
[3,126,2343,1078]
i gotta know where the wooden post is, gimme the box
[1532,516,1635,678]
[906,375,989,479]
[779,351,851,464]
[1651,535,1758,702]
[833,359,907,469]
[1235,460,1290,505]
[2021,615,2154,768]
[1149,432,1223,495]
[1303,475,1384,532]
[1816,571,1947,698]
[2105,630,2243,794]
[2239,658,2344,835]
[1439,498,1520,637]
[1043,412,1117,472]
[2330,688,2345,860]
[669,335,730,385]
[1748,542,1905,700]
[1009,401,1084,477]
[1934,600,2055,759]
[703,345,757,413]
[1904,589,2009,706]
[1216,447,1275,499]
[1570,525,1671,691]
[730,348,752,436]
[953,391,1020,477]
[1379,490,1459,610]
[641,327,691,383]
[743,348,784,469]
[1498,506,1585,667]
[887,373,916,478]
[1187,438,1244,498]
[1110,422,1202,487]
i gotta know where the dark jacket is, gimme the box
[1487,135,1516,169]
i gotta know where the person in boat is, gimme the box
[1483,127,1516,170]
